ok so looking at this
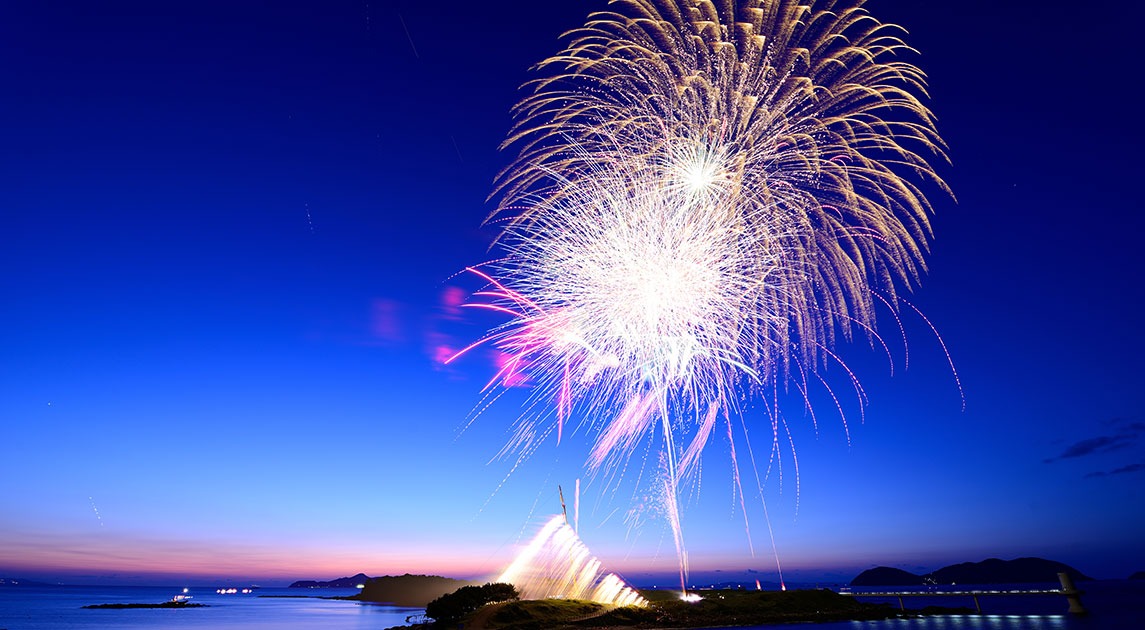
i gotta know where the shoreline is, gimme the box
[390,588,976,630]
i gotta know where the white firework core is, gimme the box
[498,145,783,420]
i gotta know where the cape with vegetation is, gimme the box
[424,582,519,625]
[392,584,968,630]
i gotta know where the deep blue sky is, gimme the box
[2,0,1143,586]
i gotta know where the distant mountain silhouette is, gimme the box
[289,573,370,588]
[1130,571,1145,580]
[850,567,925,586]
[851,558,1091,586]
[931,558,1090,584]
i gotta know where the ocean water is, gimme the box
[0,585,420,630]
[0,580,1141,629]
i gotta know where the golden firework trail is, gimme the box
[455,0,955,593]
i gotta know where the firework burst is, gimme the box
[455,0,953,591]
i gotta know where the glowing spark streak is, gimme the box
[450,135,464,163]
[871,290,910,372]
[725,415,755,558]
[810,368,848,442]
[559,361,570,443]
[736,411,786,587]
[900,297,966,411]
[574,478,580,535]
[662,474,688,594]
[677,403,719,479]
[396,12,419,59]
[460,303,520,319]
[88,496,103,527]
[587,393,657,473]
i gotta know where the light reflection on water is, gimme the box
[847,615,1071,629]
[695,616,1075,630]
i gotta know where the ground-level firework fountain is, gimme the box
[496,515,647,608]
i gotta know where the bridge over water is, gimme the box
[840,572,1087,615]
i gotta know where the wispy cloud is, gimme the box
[1085,462,1145,478]
[1048,416,1145,479]
[1046,434,1134,462]
[1044,416,1143,463]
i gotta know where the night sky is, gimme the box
[2,0,1143,586]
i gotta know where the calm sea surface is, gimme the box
[0,585,418,629]
[1,580,1141,629]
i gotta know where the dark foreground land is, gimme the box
[400,588,969,630]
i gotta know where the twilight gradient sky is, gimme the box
[2,0,1143,586]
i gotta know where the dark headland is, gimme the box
[289,573,478,607]
[289,573,371,589]
[851,557,1091,586]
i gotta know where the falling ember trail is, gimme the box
[573,478,580,535]
[88,496,103,527]
[456,0,956,590]
[396,12,419,59]
[559,485,568,524]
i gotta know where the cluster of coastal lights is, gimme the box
[851,588,1069,595]
[215,587,255,594]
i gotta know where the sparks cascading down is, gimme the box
[456,0,951,590]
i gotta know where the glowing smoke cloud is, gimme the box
[498,515,647,607]
[456,0,953,591]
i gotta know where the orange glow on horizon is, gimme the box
[0,530,506,583]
